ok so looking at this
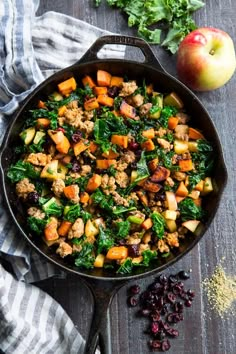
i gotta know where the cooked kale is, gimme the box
[97,226,114,254]
[27,216,47,235]
[151,212,166,239]
[74,243,95,269]
[178,197,205,221]
[7,160,40,183]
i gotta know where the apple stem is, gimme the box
[209,49,215,55]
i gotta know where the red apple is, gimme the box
[177,27,236,91]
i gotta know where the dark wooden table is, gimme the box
[36,1,236,353]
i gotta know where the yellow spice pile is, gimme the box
[202,264,236,317]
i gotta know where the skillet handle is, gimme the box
[81,278,127,354]
[78,35,165,72]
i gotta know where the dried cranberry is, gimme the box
[151,322,160,334]
[27,192,39,204]
[140,308,151,317]
[57,127,65,133]
[161,304,169,316]
[130,285,141,295]
[135,149,142,158]
[173,302,184,313]
[178,270,190,280]
[187,289,195,298]
[185,300,192,307]
[128,141,139,151]
[167,292,176,304]
[117,239,126,246]
[128,244,140,257]
[71,131,82,143]
[179,290,188,300]
[158,274,168,285]
[107,86,120,98]
[166,328,179,338]
[128,296,138,307]
[130,162,137,169]
[151,310,161,322]
[71,161,81,172]
[168,274,178,284]
[149,340,161,350]
[172,284,182,295]
[161,339,171,351]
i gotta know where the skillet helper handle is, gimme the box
[83,279,127,354]
[78,35,165,72]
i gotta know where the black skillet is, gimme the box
[0,35,227,354]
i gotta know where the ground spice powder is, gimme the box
[203,265,236,317]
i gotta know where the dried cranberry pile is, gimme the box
[127,271,195,352]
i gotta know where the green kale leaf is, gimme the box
[97,226,114,254]
[7,160,40,183]
[150,212,166,239]
[178,197,204,221]
[27,216,47,235]
[74,243,95,269]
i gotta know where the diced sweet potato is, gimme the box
[150,166,170,182]
[193,198,202,207]
[148,158,159,172]
[142,128,155,139]
[96,159,116,169]
[36,118,51,129]
[58,105,67,117]
[37,100,46,109]
[168,117,179,130]
[106,246,128,260]
[141,139,155,151]
[102,149,119,159]
[175,181,189,197]
[93,86,108,95]
[136,190,148,206]
[63,185,78,200]
[58,221,72,237]
[44,218,59,241]
[111,135,128,148]
[188,127,205,140]
[176,196,185,203]
[48,130,64,144]
[179,159,193,172]
[141,218,153,230]
[146,84,153,94]
[58,77,76,95]
[82,75,96,88]
[86,174,102,192]
[56,135,70,154]
[97,70,112,87]
[110,76,124,87]
[84,97,99,111]
[143,180,162,193]
[120,100,136,119]
[73,140,89,156]
[80,191,90,204]
[97,94,114,107]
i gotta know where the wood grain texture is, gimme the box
[36,1,236,353]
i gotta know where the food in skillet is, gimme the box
[7,71,214,273]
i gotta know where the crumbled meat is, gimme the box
[58,117,65,126]
[69,172,81,179]
[64,107,84,127]
[165,177,175,187]
[157,138,171,151]
[79,121,94,135]
[157,239,170,253]
[72,244,82,253]
[142,231,152,244]
[175,124,189,141]
[27,207,45,219]
[128,192,139,202]
[81,165,91,176]
[139,243,150,252]
[52,179,65,197]
[119,81,138,97]
[139,103,152,116]
[112,191,129,207]
[122,150,136,164]
[67,100,78,109]
[132,94,144,107]
[176,112,190,124]
[68,218,84,239]
[101,174,117,195]
[155,127,167,137]
[172,171,186,181]
[26,153,52,166]
[165,232,179,247]
[84,110,94,121]
[172,154,179,164]
[116,171,129,188]
[116,160,128,172]
[56,242,73,258]
[16,178,35,200]
[126,235,141,245]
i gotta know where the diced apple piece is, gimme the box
[163,92,184,109]
[48,130,64,144]
[94,254,105,268]
[202,177,214,195]
[20,127,36,145]
[73,140,89,156]
[33,131,45,144]
[85,219,99,238]
[188,141,198,152]
[162,210,177,220]
[149,93,163,119]
[188,190,201,199]
[40,160,59,180]
[165,191,178,211]
[174,139,189,154]
[165,220,177,232]
[58,161,68,177]
[182,220,200,233]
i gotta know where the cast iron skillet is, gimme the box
[0,35,227,354]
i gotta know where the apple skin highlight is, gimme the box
[177,27,236,91]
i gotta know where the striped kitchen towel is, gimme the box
[0,0,125,352]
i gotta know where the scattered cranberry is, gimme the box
[57,127,65,133]
[151,322,160,334]
[167,292,176,304]
[130,285,141,295]
[128,141,139,151]
[128,244,140,257]
[178,270,190,280]
[71,131,82,143]
[128,296,138,307]
[166,328,179,338]
[185,300,192,307]
[107,86,120,98]
[149,340,161,350]
[27,191,39,204]
[187,289,195,298]
[161,339,171,351]
[71,161,81,172]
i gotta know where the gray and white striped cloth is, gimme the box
[0,0,125,352]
